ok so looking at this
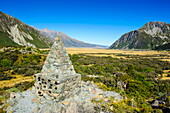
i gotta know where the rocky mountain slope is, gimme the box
[0,11,105,48]
[109,22,170,49]
[0,11,52,48]
[40,28,106,48]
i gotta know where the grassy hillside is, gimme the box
[0,31,19,48]
[0,11,52,48]
[155,43,170,50]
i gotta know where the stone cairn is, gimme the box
[4,36,123,113]
[34,36,81,102]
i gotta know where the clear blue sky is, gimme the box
[1,0,170,46]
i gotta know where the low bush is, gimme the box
[0,72,16,81]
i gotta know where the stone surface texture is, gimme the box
[6,82,122,113]
[34,37,81,102]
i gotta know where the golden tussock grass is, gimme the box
[0,74,34,89]
[66,48,169,55]
[161,70,170,80]
[66,48,170,60]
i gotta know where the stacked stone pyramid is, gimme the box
[5,36,123,113]
[34,36,81,102]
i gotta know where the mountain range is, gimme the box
[40,28,106,48]
[0,11,105,48]
[1,11,170,50]
[109,22,170,50]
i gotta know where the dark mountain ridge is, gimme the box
[109,21,170,50]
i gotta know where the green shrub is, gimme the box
[6,88,20,93]
[0,72,16,80]
[26,47,32,51]
[15,81,35,91]
[0,59,12,67]
[16,68,27,75]
[25,68,35,76]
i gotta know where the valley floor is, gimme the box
[66,48,170,62]
[1,47,170,112]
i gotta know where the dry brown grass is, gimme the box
[66,48,168,55]
[42,48,170,61]
[41,48,170,58]
[160,77,170,80]
[0,75,34,89]
[66,48,170,61]
[160,70,170,80]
